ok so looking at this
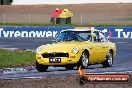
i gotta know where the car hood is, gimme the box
[40,41,90,53]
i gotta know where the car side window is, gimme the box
[93,31,100,43]
[99,32,107,42]
[87,34,92,42]
[77,32,92,42]
[56,32,65,42]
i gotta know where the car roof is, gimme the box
[61,28,97,32]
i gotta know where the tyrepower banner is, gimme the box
[0,27,132,38]
[0,27,71,38]
[96,27,132,38]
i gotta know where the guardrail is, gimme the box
[0,13,131,25]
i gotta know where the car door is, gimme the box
[98,31,109,62]
[90,31,103,63]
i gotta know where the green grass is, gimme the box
[0,23,132,27]
[0,49,35,68]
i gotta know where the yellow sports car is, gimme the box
[36,29,116,72]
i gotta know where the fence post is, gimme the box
[28,14,31,24]
[80,13,83,25]
[3,14,6,24]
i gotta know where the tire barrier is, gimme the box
[50,8,73,24]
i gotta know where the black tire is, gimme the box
[36,61,48,72]
[65,65,75,70]
[50,18,55,24]
[77,51,89,69]
[102,51,113,67]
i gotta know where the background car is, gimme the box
[36,29,116,72]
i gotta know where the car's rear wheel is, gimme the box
[36,61,48,72]
[65,65,75,70]
[77,51,89,69]
[102,51,113,67]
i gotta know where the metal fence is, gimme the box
[0,13,131,25]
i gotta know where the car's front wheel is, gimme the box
[102,51,113,67]
[36,61,48,72]
[77,51,89,69]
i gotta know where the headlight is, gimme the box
[36,47,42,54]
[72,48,79,54]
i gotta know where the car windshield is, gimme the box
[55,30,92,42]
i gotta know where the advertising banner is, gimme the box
[0,27,132,38]
[0,27,71,38]
[96,27,132,38]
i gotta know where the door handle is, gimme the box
[102,46,108,48]
[90,47,93,49]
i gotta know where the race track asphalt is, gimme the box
[0,38,132,79]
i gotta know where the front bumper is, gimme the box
[36,52,81,65]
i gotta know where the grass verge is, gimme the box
[0,49,35,68]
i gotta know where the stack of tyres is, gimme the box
[59,17,71,24]
[50,18,61,24]
[59,9,73,24]
[50,8,73,24]
[50,8,62,24]
[66,17,71,24]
